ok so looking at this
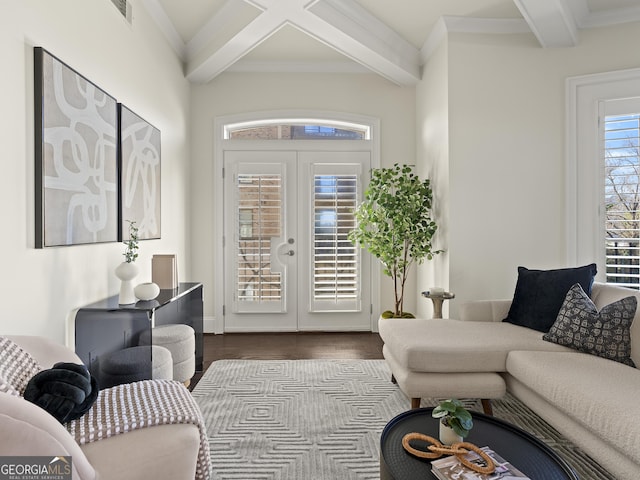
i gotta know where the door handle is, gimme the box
[272,239,296,262]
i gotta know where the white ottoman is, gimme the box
[140,324,195,386]
[100,345,173,389]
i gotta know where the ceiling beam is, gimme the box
[513,0,579,47]
[186,12,285,83]
[146,0,640,84]
[185,0,421,85]
[141,0,186,59]
[185,0,254,61]
[307,0,420,85]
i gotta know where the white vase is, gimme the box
[439,421,463,445]
[115,262,139,305]
[134,282,160,301]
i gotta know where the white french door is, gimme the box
[223,149,371,332]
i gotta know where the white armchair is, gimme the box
[0,335,207,480]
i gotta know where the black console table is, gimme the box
[74,282,203,388]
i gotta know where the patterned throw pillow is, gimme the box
[543,283,637,367]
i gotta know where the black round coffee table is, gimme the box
[380,408,579,479]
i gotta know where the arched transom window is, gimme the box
[224,119,370,140]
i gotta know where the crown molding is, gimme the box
[226,60,370,74]
[420,16,530,66]
[443,15,530,34]
[580,5,640,29]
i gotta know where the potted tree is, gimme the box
[348,163,442,318]
[432,398,474,444]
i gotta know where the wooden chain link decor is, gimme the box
[401,433,496,474]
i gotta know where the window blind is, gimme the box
[604,113,640,288]
[236,174,282,302]
[312,172,359,309]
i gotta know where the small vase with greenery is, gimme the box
[115,220,140,304]
[432,398,474,443]
[123,220,139,263]
[348,163,442,318]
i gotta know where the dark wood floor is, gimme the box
[191,332,384,387]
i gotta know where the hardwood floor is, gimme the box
[190,332,384,388]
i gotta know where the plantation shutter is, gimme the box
[233,162,285,312]
[604,107,640,288]
[310,163,361,312]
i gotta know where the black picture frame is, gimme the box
[34,47,118,247]
[118,104,161,241]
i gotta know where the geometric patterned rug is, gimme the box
[191,359,614,480]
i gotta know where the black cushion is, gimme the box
[101,346,152,374]
[543,283,636,367]
[23,362,98,424]
[503,263,597,332]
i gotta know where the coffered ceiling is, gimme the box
[140,0,640,85]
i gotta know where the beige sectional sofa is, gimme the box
[379,282,640,480]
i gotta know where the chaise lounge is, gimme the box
[379,274,640,480]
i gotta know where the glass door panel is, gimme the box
[224,151,297,331]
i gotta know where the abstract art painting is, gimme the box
[118,104,161,240]
[34,47,118,247]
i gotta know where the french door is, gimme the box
[223,150,371,331]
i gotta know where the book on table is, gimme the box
[431,446,530,480]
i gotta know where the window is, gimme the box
[313,174,359,303]
[224,119,369,140]
[604,113,640,287]
[235,173,282,303]
[566,69,640,284]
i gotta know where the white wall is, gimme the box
[415,39,449,319]
[434,22,640,314]
[0,0,190,343]
[189,72,416,326]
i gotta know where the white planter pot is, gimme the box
[439,421,463,445]
[135,282,160,301]
[115,262,139,305]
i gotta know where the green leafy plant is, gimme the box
[432,399,474,438]
[123,220,139,263]
[348,163,442,318]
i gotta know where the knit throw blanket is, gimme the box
[66,380,212,480]
[0,337,41,396]
[0,337,211,480]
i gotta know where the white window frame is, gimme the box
[566,68,640,281]
[601,103,640,287]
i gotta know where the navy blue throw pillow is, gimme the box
[503,263,597,332]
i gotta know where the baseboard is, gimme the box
[203,315,217,334]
